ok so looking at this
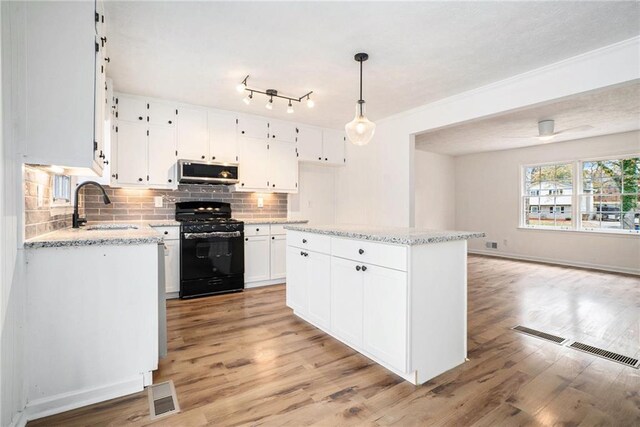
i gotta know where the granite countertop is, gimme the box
[239,218,309,225]
[24,221,168,249]
[284,224,485,246]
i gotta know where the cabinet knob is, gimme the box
[358,249,364,255]
[164,231,168,235]
[300,251,305,256]
[362,265,367,272]
[302,239,307,243]
[138,116,143,120]
[272,184,275,188]
[212,156,216,160]
[272,236,275,240]
[104,160,109,165]
[256,228,260,232]
[245,238,248,241]
[272,135,276,139]
[168,120,172,124]
[168,179,172,183]
[241,183,245,187]
[138,178,143,182]
[201,155,205,159]
[318,157,321,160]
[356,265,361,271]
[325,158,328,161]
[241,130,245,134]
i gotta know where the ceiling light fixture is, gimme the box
[243,91,253,105]
[345,53,375,146]
[236,75,313,112]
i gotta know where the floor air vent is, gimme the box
[568,341,640,369]
[148,380,180,419]
[511,325,568,345]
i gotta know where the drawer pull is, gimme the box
[355,265,361,271]
[302,239,307,243]
[358,248,364,255]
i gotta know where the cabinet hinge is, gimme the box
[95,12,99,22]
[147,103,149,109]
[115,126,118,132]
[95,42,99,53]
[101,65,104,74]
[267,144,269,150]
[236,155,238,161]
[147,175,149,181]
[344,158,346,163]
[115,97,118,104]
[176,109,178,115]
[175,150,178,156]
[236,118,238,124]
[147,130,149,136]
[115,111,118,118]
[267,181,269,187]
[94,141,98,151]
[147,116,149,122]
[101,14,104,23]
[115,173,118,180]
[296,182,298,188]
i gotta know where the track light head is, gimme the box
[306,96,314,108]
[287,100,294,114]
[242,92,253,105]
[265,97,273,110]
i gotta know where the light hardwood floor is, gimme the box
[29,255,640,426]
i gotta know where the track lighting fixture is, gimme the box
[243,91,253,105]
[236,75,314,112]
[345,52,375,146]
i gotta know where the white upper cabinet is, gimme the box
[115,121,148,186]
[268,141,298,192]
[147,125,177,186]
[20,0,106,174]
[149,102,177,127]
[238,116,268,140]
[116,95,147,124]
[322,129,346,165]
[296,126,323,162]
[176,107,208,161]
[238,137,269,189]
[208,111,238,163]
[269,120,296,143]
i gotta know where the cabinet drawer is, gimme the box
[245,224,269,236]
[153,226,180,241]
[270,224,286,235]
[331,237,407,271]
[287,230,330,254]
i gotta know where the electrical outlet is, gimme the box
[485,241,498,249]
[154,196,163,208]
[36,184,44,208]
[257,197,264,208]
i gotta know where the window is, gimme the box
[523,163,573,229]
[52,175,71,205]
[521,156,640,234]
[580,157,639,233]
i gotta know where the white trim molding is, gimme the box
[469,249,640,276]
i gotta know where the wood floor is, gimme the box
[30,255,640,426]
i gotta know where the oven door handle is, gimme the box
[183,231,242,239]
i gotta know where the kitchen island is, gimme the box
[284,224,484,385]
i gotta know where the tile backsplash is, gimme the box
[24,166,73,239]
[82,185,288,222]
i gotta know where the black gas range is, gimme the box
[175,201,244,299]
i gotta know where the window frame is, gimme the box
[520,154,640,236]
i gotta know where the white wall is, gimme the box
[288,163,337,224]
[455,131,640,274]
[414,150,455,229]
[335,37,639,229]
[1,2,28,425]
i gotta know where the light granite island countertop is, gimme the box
[284,223,485,245]
[239,218,308,225]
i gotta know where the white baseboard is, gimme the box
[468,249,640,276]
[245,278,286,289]
[24,375,145,422]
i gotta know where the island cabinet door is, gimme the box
[330,257,363,348]
[362,264,408,372]
[286,246,308,314]
[306,251,331,330]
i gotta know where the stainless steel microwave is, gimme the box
[177,160,240,185]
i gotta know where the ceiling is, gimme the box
[415,81,640,156]
[104,1,640,129]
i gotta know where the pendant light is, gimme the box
[345,52,375,146]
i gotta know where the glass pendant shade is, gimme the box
[345,103,375,146]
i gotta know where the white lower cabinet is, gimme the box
[286,246,308,314]
[306,251,331,330]
[270,234,287,280]
[244,235,271,282]
[330,257,364,346]
[153,226,180,298]
[245,224,289,287]
[362,264,407,372]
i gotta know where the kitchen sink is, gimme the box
[86,224,139,231]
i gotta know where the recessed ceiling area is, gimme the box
[415,81,640,156]
[104,1,640,129]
